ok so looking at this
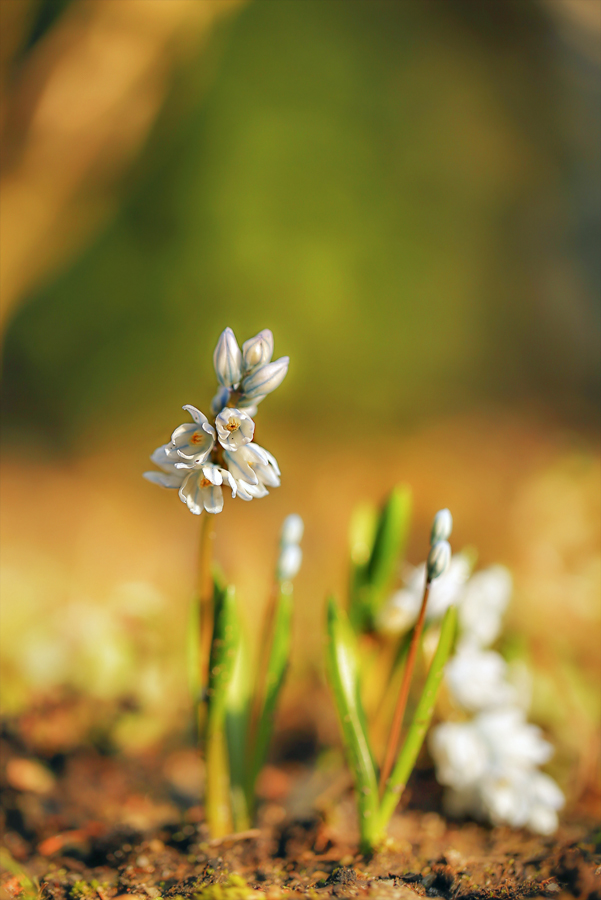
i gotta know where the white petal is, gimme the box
[224,449,258,485]
[203,484,224,514]
[202,465,222,486]
[143,471,184,489]
[179,472,203,515]
[182,404,208,425]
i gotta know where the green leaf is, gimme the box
[205,580,239,838]
[246,583,294,812]
[326,596,379,850]
[225,628,252,831]
[349,485,412,632]
[377,604,458,833]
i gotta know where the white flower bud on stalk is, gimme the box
[241,357,289,399]
[431,508,453,545]
[280,513,304,546]
[277,544,302,581]
[213,327,242,388]
[427,540,451,582]
[242,329,274,372]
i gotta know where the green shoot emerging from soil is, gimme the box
[327,489,457,852]
[145,327,300,837]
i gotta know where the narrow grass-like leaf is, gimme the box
[326,597,379,851]
[348,503,377,630]
[246,584,293,812]
[205,580,239,837]
[377,604,457,834]
[225,629,252,831]
[349,486,412,632]
[366,485,411,609]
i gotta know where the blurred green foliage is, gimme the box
[2,0,599,450]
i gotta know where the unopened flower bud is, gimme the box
[211,386,230,416]
[427,540,451,582]
[242,329,274,372]
[277,544,302,582]
[213,327,242,388]
[431,508,453,545]
[241,356,289,399]
[281,513,304,546]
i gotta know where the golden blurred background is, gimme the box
[1,0,599,816]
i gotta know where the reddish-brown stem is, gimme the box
[378,578,430,795]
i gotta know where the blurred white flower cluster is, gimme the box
[144,328,288,515]
[378,552,564,834]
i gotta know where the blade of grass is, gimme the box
[326,597,379,852]
[350,486,412,632]
[246,583,293,815]
[376,604,458,834]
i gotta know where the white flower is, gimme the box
[170,405,215,462]
[241,356,289,400]
[213,327,242,388]
[475,707,554,772]
[215,408,255,451]
[445,646,516,712]
[429,721,488,790]
[430,709,563,834]
[143,443,186,489]
[224,443,280,500]
[178,464,237,516]
[458,565,512,648]
[242,329,274,373]
[430,508,453,544]
[480,769,564,834]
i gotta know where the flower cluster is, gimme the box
[377,546,564,834]
[144,328,288,515]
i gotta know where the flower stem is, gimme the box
[378,577,430,795]
[198,514,216,699]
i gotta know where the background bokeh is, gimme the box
[1,0,599,817]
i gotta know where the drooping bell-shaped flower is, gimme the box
[215,408,255,451]
[170,405,215,462]
[213,327,242,388]
[178,464,237,516]
[224,443,280,498]
[143,443,186,489]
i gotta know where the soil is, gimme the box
[1,703,600,900]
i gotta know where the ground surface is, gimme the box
[1,708,600,900]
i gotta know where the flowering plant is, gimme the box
[327,487,562,851]
[327,488,458,851]
[144,327,301,836]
